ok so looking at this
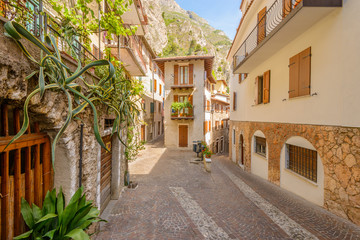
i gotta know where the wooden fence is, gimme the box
[0,104,53,239]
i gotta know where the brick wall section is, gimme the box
[229,120,360,225]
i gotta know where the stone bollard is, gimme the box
[204,157,211,172]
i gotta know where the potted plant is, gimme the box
[203,145,212,162]
[171,102,183,117]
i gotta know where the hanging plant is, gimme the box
[3,20,117,165]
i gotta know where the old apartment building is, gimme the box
[137,40,165,143]
[211,80,230,154]
[155,56,216,149]
[227,0,360,225]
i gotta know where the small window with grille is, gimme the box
[286,144,317,182]
[255,136,266,157]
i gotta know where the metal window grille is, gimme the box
[255,136,266,156]
[287,144,317,182]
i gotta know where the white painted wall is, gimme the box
[250,130,268,180]
[280,136,324,206]
[229,0,360,128]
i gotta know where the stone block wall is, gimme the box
[229,120,360,225]
[0,19,126,209]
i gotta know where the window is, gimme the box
[158,102,162,112]
[239,73,248,83]
[150,79,153,92]
[180,66,189,85]
[159,84,162,96]
[255,70,270,104]
[255,136,266,157]
[287,144,317,182]
[221,120,224,129]
[206,100,211,112]
[158,122,160,135]
[150,102,154,113]
[215,121,219,130]
[289,47,311,98]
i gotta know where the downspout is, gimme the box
[79,123,84,187]
[152,62,155,139]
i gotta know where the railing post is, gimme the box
[39,0,43,41]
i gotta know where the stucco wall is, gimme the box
[164,60,205,148]
[229,0,360,128]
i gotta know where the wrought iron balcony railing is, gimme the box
[233,0,302,72]
[1,0,98,64]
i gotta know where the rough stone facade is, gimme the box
[0,18,126,212]
[229,120,360,225]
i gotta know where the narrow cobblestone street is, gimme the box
[96,137,360,240]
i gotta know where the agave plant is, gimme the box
[3,20,118,163]
[14,187,103,240]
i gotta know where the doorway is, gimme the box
[178,125,188,147]
[239,134,244,166]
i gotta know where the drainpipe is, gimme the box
[152,63,155,139]
[79,123,84,187]
[98,2,101,59]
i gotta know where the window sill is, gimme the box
[284,168,318,187]
[254,152,267,160]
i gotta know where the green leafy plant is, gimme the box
[3,21,116,164]
[14,187,103,240]
[202,143,212,158]
[171,102,183,113]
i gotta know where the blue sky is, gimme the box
[176,0,242,40]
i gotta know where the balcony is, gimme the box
[121,0,147,35]
[233,0,342,74]
[107,35,146,76]
[170,108,194,120]
[170,84,194,90]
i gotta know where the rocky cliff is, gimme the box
[142,0,232,81]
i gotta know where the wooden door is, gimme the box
[141,125,145,141]
[0,104,53,239]
[240,135,244,165]
[178,125,188,147]
[100,135,112,213]
[257,7,267,45]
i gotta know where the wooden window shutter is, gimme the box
[289,54,299,98]
[204,121,206,133]
[233,92,237,111]
[208,121,211,132]
[174,95,178,114]
[239,74,241,83]
[299,47,311,96]
[174,65,179,85]
[283,0,292,18]
[154,79,157,93]
[254,77,259,105]
[188,95,193,115]
[189,64,194,85]
[257,7,267,44]
[263,70,270,104]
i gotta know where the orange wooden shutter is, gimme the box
[174,65,179,85]
[257,7,267,44]
[254,77,259,104]
[189,64,194,85]
[263,70,270,104]
[174,95,178,114]
[154,79,157,93]
[204,121,206,134]
[289,54,300,98]
[233,92,237,110]
[283,0,292,18]
[299,47,311,96]
[188,95,193,116]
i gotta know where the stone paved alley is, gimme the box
[96,137,360,240]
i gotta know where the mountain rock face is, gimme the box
[142,0,231,81]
